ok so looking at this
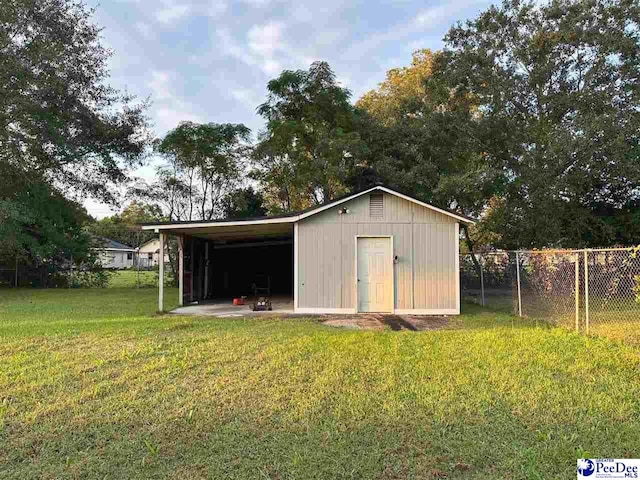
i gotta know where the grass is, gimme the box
[1,289,640,479]
[107,270,174,288]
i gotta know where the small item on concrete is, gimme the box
[232,297,245,305]
[252,297,272,311]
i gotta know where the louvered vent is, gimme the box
[369,193,384,218]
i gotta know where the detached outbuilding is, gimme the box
[141,186,474,315]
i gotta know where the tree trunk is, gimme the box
[461,223,482,279]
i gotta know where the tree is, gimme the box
[357,49,436,125]
[139,122,251,221]
[355,52,503,260]
[0,0,149,265]
[87,202,164,249]
[221,187,268,219]
[435,0,640,248]
[0,0,149,203]
[253,62,365,212]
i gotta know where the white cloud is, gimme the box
[247,22,283,57]
[135,21,153,39]
[413,5,451,29]
[147,71,172,100]
[156,107,202,132]
[231,88,262,110]
[217,24,290,76]
[240,0,272,6]
[209,0,228,17]
[155,4,191,24]
[146,71,201,133]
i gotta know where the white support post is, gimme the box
[516,251,522,317]
[455,223,460,314]
[178,236,184,306]
[575,252,580,332]
[584,249,590,335]
[478,254,485,306]
[14,254,18,288]
[293,223,299,311]
[158,233,165,312]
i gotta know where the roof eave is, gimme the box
[138,185,476,231]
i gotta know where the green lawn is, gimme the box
[107,270,174,288]
[1,289,639,479]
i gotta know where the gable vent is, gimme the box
[369,193,384,218]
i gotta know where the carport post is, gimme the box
[158,232,165,312]
[178,236,184,306]
[478,254,485,306]
[515,251,522,317]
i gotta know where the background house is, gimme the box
[94,238,136,269]
[137,238,170,268]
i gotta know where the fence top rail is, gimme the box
[519,247,637,254]
[460,246,638,256]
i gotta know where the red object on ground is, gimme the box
[232,298,244,305]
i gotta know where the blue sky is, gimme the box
[87,0,494,218]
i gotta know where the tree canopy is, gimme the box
[253,62,365,212]
[0,0,150,265]
[435,0,640,248]
[130,122,250,222]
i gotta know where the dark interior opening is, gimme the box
[210,241,293,298]
[184,235,293,303]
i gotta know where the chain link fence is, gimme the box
[460,252,516,311]
[461,247,640,344]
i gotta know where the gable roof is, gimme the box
[95,237,136,251]
[140,185,475,231]
[296,186,475,224]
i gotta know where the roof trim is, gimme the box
[377,186,475,224]
[140,186,475,231]
[141,216,296,231]
[296,186,474,224]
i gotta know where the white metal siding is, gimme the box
[297,192,459,312]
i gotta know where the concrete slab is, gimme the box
[170,297,294,317]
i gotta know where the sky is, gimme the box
[86,0,495,218]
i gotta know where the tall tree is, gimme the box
[221,187,268,219]
[436,0,640,248]
[0,0,149,263]
[253,62,365,212]
[357,49,435,125]
[355,51,503,257]
[139,122,251,221]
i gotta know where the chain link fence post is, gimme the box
[516,251,523,317]
[583,249,590,335]
[575,251,580,332]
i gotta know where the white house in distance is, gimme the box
[138,238,170,268]
[141,185,474,314]
[94,237,136,269]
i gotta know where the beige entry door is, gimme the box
[357,237,393,313]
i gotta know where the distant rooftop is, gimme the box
[95,237,135,251]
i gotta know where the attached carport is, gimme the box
[142,217,295,312]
